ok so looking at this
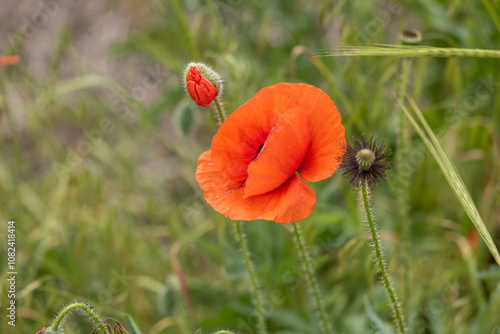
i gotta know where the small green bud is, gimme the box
[356,148,376,170]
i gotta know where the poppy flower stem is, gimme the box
[234,221,267,334]
[50,302,108,334]
[213,96,226,123]
[292,223,334,334]
[361,182,406,334]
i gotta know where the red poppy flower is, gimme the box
[196,83,345,224]
[35,328,47,334]
[0,55,19,66]
[186,66,218,107]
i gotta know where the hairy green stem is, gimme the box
[361,183,406,334]
[292,223,334,334]
[51,302,107,334]
[234,221,267,334]
[214,97,226,123]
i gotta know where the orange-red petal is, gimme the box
[186,66,218,107]
[245,106,310,197]
[196,150,316,224]
[211,94,296,182]
[255,83,345,182]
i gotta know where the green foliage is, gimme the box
[1,0,500,333]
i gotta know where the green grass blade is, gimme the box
[481,0,500,34]
[395,96,500,265]
[363,296,394,334]
[124,314,142,334]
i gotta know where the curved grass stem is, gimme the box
[234,221,267,334]
[361,182,406,334]
[292,223,334,334]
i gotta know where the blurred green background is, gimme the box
[1,0,500,333]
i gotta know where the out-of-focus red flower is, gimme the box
[35,328,47,334]
[466,229,480,252]
[0,55,19,66]
[196,83,345,224]
[186,65,219,107]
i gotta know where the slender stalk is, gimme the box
[319,45,500,58]
[51,302,107,334]
[361,182,406,334]
[292,223,334,334]
[171,0,198,60]
[234,221,267,334]
[214,97,226,123]
[396,57,411,315]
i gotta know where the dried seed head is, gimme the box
[338,134,392,188]
[399,29,422,45]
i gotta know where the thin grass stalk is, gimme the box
[396,96,500,265]
[171,0,198,60]
[396,57,412,316]
[205,0,224,51]
[292,223,334,334]
[234,221,267,334]
[361,182,406,334]
[319,45,500,58]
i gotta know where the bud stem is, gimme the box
[361,182,406,334]
[51,302,108,334]
[214,97,226,123]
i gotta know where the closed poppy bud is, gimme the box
[185,62,222,107]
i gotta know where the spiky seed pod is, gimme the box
[338,134,392,188]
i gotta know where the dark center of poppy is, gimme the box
[252,143,265,160]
